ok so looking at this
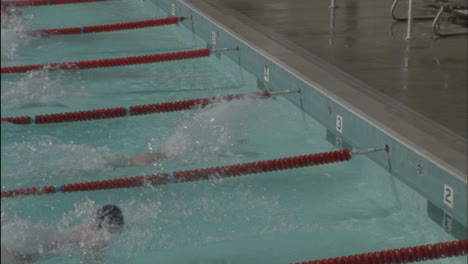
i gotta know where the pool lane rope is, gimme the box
[0,89,297,125]
[2,147,465,264]
[0,0,115,7]
[290,239,467,264]
[0,47,238,74]
[291,240,468,264]
[2,148,389,198]
[25,17,187,36]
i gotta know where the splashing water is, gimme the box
[160,97,260,163]
[1,9,33,60]
[104,184,288,261]
[1,98,262,186]
[1,201,113,263]
[1,69,88,110]
[1,136,129,185]
[58,200,99,231]
[1,213,62,256]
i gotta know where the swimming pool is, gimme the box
[1,0,466,263]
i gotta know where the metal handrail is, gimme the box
[390,0,435,21]
[432,6,468,37]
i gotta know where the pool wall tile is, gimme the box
[154,0,466,227]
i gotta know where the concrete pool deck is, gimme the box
[203,0,467,140]
[182,0,467,182]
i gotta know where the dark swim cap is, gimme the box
[97,204,124,229]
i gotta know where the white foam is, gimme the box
[1,9,33,60]
[1,69,87,110]
[1,213,61,255]
[1,201,112,263]
[2,136,129,182]
[160,97,259,163]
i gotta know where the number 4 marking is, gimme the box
[211,31,217,45]
[444,184,454,208]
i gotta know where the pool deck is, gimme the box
[203,0,468,140]
[184,0,467,181]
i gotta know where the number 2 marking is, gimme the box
[444,184,454,208]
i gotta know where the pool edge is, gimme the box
[155,0,467,228]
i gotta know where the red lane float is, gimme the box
[0,48,211,74]
[0,174,169,198]
[130,90,270,115]
[0,186,56,198]
[26,17,180,36]
[60,174,169,193]
[1,149,351,198]
[0,90,271,125]
[173,149,351,183]
[291,240,468,264]
[35,107,126,124]
[1,116,31,124]
[1,0,114,7]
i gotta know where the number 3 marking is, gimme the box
[336,115,343,133]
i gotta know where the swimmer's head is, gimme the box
[96,205,124,233]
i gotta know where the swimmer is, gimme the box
[1,10,10,20]
[125,150,261,167]
[1,7,22,21]
[1,8,12,20]
[127,152,170,166]
[1,205,124,264]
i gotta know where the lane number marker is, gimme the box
[335,137,343,148]
[443,184,454,208]
[211,31,217,46]
[264,64,269,82]
[442,213,453,233]
[336,115,343,133]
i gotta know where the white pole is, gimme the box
[329,4,336,45]
[406,0,414,40]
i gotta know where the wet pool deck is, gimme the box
[204,0,467,139]
[185,0,467,180]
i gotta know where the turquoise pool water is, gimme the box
[1,1,466,263]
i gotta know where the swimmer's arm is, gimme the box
[1,10,10,19]
[6,249,41,264]
[2,233,68,263]
[5,238,65,264]
[128,152,169,166]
